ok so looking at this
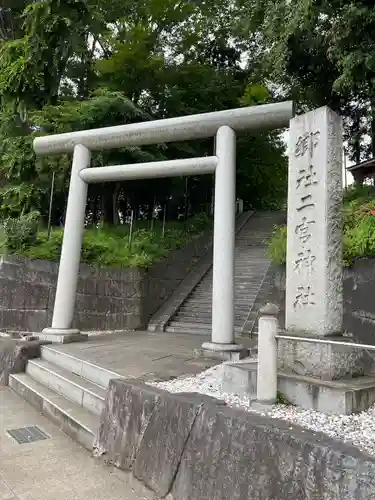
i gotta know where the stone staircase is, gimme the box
[165,212,285,335]
[9,345,122,450]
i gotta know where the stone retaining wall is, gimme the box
[269,259,375,345]
[0,230,212,333]
[95,378,375,500]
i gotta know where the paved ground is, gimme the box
[51,331,257,381]
[0,388,154,500]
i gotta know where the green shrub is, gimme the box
[267,226,287,265]
[186,212,212,233]
[22,230,63,261]
[3,211,40,251]
[344,198,375,229]
[344,185,374,204]
[16,212,212,269]
[344,215,375,266]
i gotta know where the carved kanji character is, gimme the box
[297,165,318,189]
[295,217,315,244]
[294,248,316,273]
[294,286,316,308]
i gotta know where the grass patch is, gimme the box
[9,213,212,269]
[268,185,375,267]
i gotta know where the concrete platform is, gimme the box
[48,331,256,382]
[223,360,375,414]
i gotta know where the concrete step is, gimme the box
[176,302,253,315]
[236,255,269,260]
[171,319,247,330]
[189,292,260,299]
[176,310,251,320]
[234,277,267,282]
[239,275,267,282]
[173,316,212,329]
[175,311,246,321]
[193,281,263,287]
[192,283,264,291]
[179,304,251,314]
[168,321,212,330]
[185,298,253,306]
[26,359,106,416]
[234,260,269,265]
[181,302,212,309]
[178,306,212,313]
[9,373,97,450]
[41,345,123,389]
[172,318,249,328]
[174,313,211,322]
[240,265,269,269]
[165,326,212,335]
[237,262,269,267]
[235,267,269,271]
[188,297,256,305]
[236,248,268,252]
[194,277,265,284]
[170,321,247,331]
[165,326,243,335]
[192,287,260,293]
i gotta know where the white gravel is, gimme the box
[150,363,375,457]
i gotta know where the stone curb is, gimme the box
[95,378,375,500]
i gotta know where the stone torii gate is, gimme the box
[33,101,294,357]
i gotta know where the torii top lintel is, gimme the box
[33,101,294,156]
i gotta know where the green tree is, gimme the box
[0,0,289,224]
[239,0,375,162]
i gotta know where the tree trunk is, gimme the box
[112,184,120,226]
[352,112,361,164]
[371,98,375,158]
[92,194,100,225]
[102,190,114,225]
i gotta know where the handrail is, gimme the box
[276,334,375,352]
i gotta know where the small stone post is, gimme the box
[257,303,279,404]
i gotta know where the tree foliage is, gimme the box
[0,0,291,224]
[240,0,375,163]
[3,0,375,227]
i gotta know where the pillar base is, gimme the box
[38,328,88,344]
[201,342,249,361]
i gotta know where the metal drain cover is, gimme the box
[6,425,50,444]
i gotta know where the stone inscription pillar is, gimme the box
[286,107,343,337]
